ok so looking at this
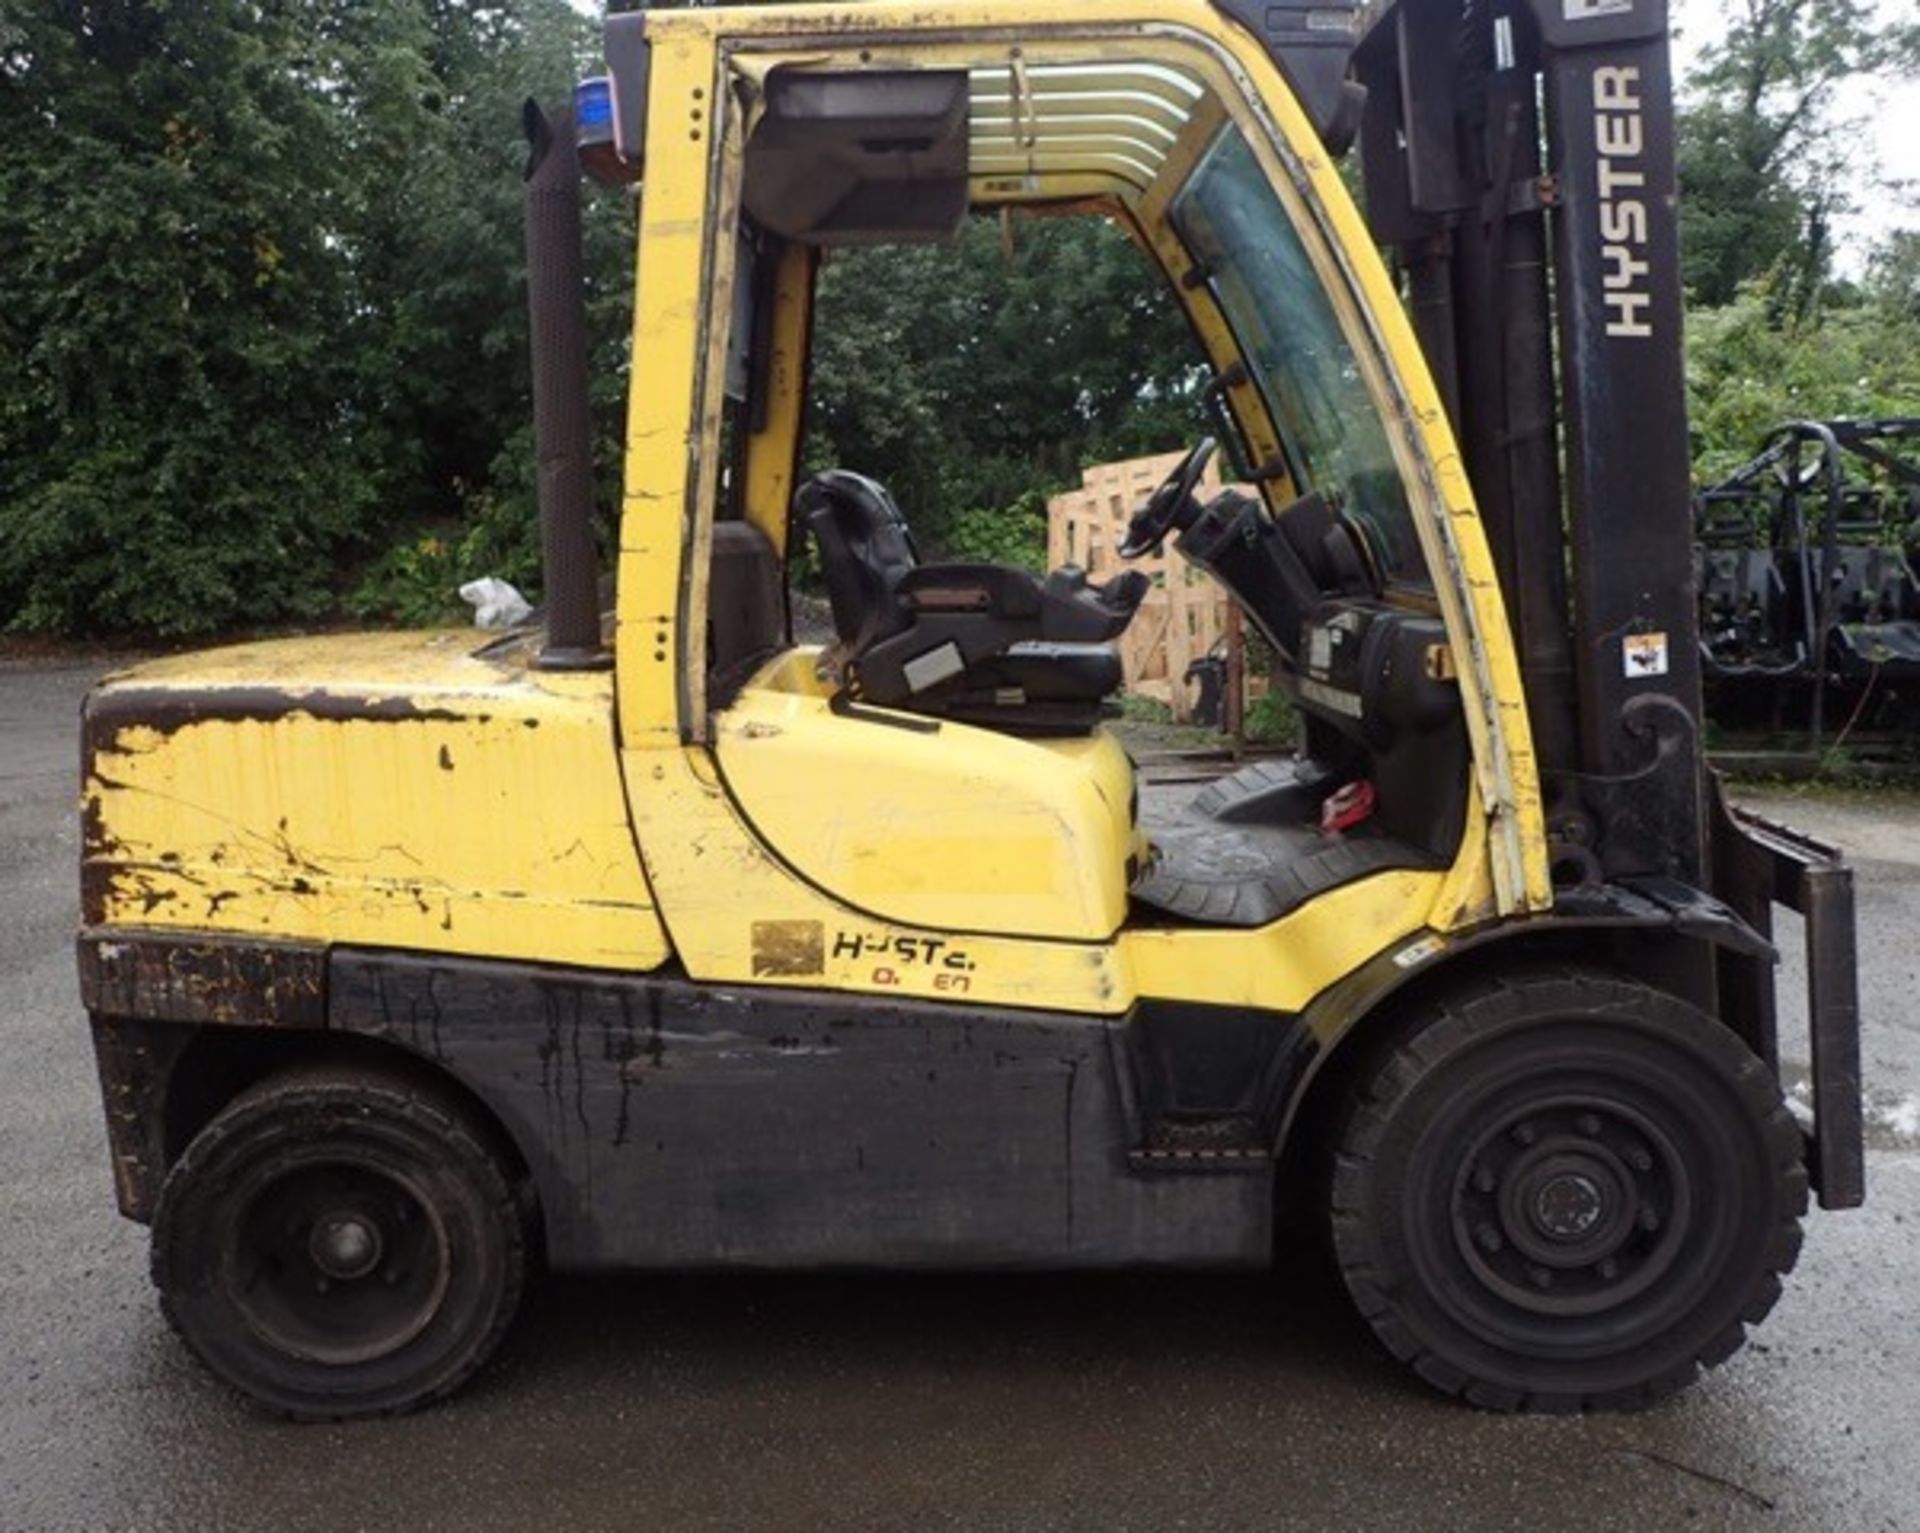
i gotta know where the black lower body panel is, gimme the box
[329,952,1277,1272]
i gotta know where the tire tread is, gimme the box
[1328,966,1807,1414]
[151,1064,528,1422]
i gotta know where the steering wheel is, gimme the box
[1121,437,1218,559]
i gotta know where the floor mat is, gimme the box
[1133,777,1439,926]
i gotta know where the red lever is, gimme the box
[1321,780,1377,835]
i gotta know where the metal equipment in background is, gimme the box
[1695,418,1920,762]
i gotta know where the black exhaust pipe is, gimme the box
[522,99,609,671]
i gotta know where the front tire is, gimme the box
[1329,968,1806,1412]
[153,1065,527,1420]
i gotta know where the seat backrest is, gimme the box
[798,471,921,650]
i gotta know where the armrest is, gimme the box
[1040,566,1150,642]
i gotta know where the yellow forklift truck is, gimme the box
[77,0,1864,1419]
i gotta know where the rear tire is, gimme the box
[152,1065,526,1420]
[1329,968,1806,1411]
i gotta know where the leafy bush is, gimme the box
[347,534,469,629]
[806,215,1204,553]
[1242,692,1299,747]
[345,470,553,627]
[3,0,1911,643]
[939,490,1051,572]
[1686,283,1920,480]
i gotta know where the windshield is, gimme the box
[1172,128,1427,588]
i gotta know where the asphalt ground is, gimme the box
[3,659,1917,1532]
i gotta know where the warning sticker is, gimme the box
[1308,626,1333,675]
[1393,936,1445,970]
[1565,0,1632,19]
[1623,632,1670,680]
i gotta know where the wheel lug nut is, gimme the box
[1577,1114,1602,1137]
[1474,1166,1498,1194]
[315,1276,331,1295]
[1638,1206,1661,1232]
[1597,1257,1619,1281]
[382,1269,400,1287]
[1625,1146,1653,1172]
[1477,1224,1503,1254]
[1511,1123,1538,1147]
[1527,1266,1552,1290]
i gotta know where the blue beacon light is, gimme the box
[575,77,636,185]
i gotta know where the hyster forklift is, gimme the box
[79,0,1865,1419]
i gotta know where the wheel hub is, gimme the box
[1499,1145,1638,1269]
[229,1162,450,1366]
[309,1213,384,1281]
[1452,1096,1690,1318]
[1532,1170,1604,1240]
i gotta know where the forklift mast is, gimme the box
[1310,1,1856,1207]
[1346,0,1701,886]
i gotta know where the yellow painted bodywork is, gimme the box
[82,632,669,971]
[84,1,1550,1026]
[630,674,1449,1016]
[592,0,1545,1018]
[739,241,818,552]
[715,651,1134,941]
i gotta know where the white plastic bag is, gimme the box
[459,577,534,630]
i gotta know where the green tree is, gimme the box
[1866,229,1920,320]
[0,0,618,635]
[805,212,1204,555]
[1,0,384,632]
[339,0,636,622]
[1677,0,1919,312]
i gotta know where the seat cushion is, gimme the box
[978,642,1123,701]
[797,470,1136,734]
[905,643,1122,737]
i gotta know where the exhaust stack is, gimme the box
[522,99,609,672]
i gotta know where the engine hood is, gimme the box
[80,627,670,974]
[90,628,556,719]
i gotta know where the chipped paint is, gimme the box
[79,931,325,1028]
[80,4,1550,1042]
[82,631,670,972]
[603,5,1545,1016]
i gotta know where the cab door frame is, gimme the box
[612,4,1544,1022]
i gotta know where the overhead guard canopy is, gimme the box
[598,2,1378,203]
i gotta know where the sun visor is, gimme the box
[743,70,971,246]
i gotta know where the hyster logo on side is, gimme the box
[1594,64,1653,339]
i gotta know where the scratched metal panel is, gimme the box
[79,630,670,972]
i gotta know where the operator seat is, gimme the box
[799,470,1149,735]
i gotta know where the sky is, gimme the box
[567,0,1916,264]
